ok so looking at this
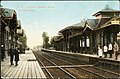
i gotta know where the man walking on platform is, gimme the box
[113,42,119,60]
[14,46,20,66]
[9,46,20,66]
[9,47,14,65]
[1,47,5,61]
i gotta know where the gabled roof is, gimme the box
[94,17,120,30]
[83,19,99,32]
[86,19,99,30]
[59,20,86,33]
[70,20,86,28]
[93,5,120,16]
[101,5,115,11]
[95,17,112,28]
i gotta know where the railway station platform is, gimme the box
[74,52,120,61]
[44,49,120,61]
[1,50,46,79]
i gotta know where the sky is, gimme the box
[1,1,119,48]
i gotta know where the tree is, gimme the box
[42,32,49,48]
[50,37,54,46]
[18,35,27,48]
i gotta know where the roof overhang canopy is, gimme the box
[17,29,24,36]
[1,8,17,20]
[17,20,21,29]
[93,11,120,16]
[1,7,18,28]
[53,35,63,42]
[59,21,85,33]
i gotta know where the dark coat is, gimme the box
[9,48,14,55]
[14,48,19,61]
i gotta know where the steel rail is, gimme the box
[52,53,120,75]
[37,51,119,78]
[40,53,77,79]
[78,67,107,78]
[48,53,120,77]
[42,53,106,78]
[33,52,54,78]
[42,52,119,78]
[42,52,73,65]
[93,66,120,77]
[43,52,86,65]
[41,65,93,69]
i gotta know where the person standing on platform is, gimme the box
[98,45,103,58]
[113,42,119,60]
[1,47,5,61]
[14,46,20,66]
[97,43,101,56]
[103,44,108,58]
[108,43,113,58]
[9,47,14,65]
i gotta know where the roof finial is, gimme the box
[103,4,114,10]
[104,4,109,9]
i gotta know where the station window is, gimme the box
[86,37,90,47]
[110,33,113,43]
[79,40,81,47]
[82,41,85,47]
[67,42,69,49]
[104,35,107,45]
[82,37,85,47]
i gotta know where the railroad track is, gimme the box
[33,51,76,78]
[33,51,120,78]
[42,52,120,78]
[43,51,120,77]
